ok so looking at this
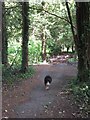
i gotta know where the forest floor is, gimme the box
[2,61,84,118]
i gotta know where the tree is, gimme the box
[2,2,8,67]
[41,26,47,62]
[76,2,90,81]
[0,2,2,62]
[65,2,77,52]
[21,2,29,73]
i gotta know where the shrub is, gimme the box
[2,65,35,86]
[70,79,90,117]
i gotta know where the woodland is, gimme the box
[1,1,90,118]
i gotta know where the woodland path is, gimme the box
[3,63,81,118]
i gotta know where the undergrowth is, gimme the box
[70,79,90,117]
[2,65,35,86]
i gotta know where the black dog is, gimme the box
[44,75,52,90]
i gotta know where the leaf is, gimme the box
[4,110,8,112]
[21,111,24,114]
[59,111,62,114]
[72,113,76,116]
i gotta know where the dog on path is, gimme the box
[44,75,52,90]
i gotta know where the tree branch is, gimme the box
[5,6,19,10]
[43,9,76,29]
[65,2,77,50]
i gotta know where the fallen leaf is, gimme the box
[21,111,24,114]
[34,114,36,116]
[4,117,8,119]
[72,113,76,116]
[79,107,83,110]
[59,111,62,114]
[49,102,51,104]
[7,104,10,106]
[5,110,8,112]
[63,110,65,113]
[11,109,14,112]
[44,105,48,108]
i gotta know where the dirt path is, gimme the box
[2,63,80,118]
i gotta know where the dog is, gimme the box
[44,75,52,90]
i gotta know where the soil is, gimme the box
[2,62,82,118]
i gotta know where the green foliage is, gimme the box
[8,46,22,66]
[2,65,35,86]
[67,57,78,63]
[71,79,90,117]
[28,40,42,64]
[47,39,62,56]
[5,2,22,66]
[8,40,42,65]
[5,2,76,65]
[5,3,22,41]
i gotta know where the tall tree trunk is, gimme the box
[72,44,75,53]
[65,2,77,51]
[76,2,90,81]
[2,3,8,67]
[87,3,90,70]
[66,46,69,53]
[21,2,29,73]
[0,2,2,53]
[0,2,2,119]
[41,27,46,62]
[0,2,2,69]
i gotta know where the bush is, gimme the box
[70,79,90,117]
[2,65,35,86]
[28,40,42,64]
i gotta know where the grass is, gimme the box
[2,65,35,86]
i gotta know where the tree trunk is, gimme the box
[2,3,8,67]
[76,2,90,81]
[87,3,90,70]
[65,2,77,52]
[21,2,29,73]
[41,27,46,62]
[67,46,69,53]
[0,2,2,71]
[72,44,75,53]
[0,3,2,119]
